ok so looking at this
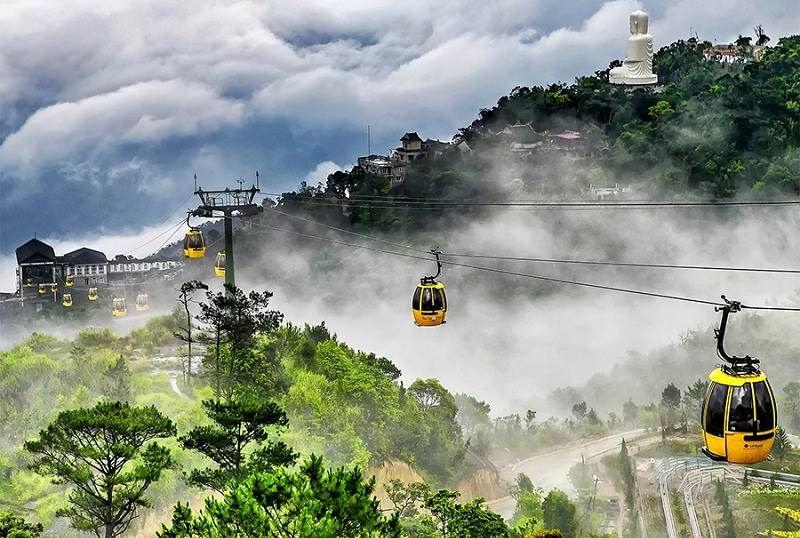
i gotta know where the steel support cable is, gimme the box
[264,190,800,207]
[271,207,800,275]
[123,218,186,256]
[246,220,800,311]
[247,221,729,307]
[122,192,196,255]
[270,207,430,254]
[153,223,185,254]
[270,195,800,209]
[271,198,800,214]
[437,253,800,275]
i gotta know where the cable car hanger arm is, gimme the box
[715,295,759,371]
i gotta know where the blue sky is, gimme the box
[1,0,799,289]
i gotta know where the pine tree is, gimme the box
[25,402,176,538]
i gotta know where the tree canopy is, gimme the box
[24,401,176,538]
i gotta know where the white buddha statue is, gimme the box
[609,10,658,85]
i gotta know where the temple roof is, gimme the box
[400,132,422,142]
[15,238,56,264]
[63,247,108,265]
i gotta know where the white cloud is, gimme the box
[1,0,800,235]
[0,79,242,186]
[303,161,345,185]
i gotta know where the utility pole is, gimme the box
[192,172,262,294]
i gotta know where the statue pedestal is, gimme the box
[609,72,658,85]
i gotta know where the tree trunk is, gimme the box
[185,300,193,386]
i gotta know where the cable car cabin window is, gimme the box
[705,383,727,437]
[753,381,775,431]
[433,288,445,311]
[421,288,434,311]
[412,287,422,309]
[728,383,754,432]
[185,234,204,249]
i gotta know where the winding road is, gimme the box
[487,430,655,520]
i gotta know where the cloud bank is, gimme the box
[2,0,800,271]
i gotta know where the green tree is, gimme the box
[102,354,131,402]
[714,479,737,538]
[661,383,682,426]
[512,488,544,527]
[661,383,681,410]
[0,511,43,537]
[174,280,208,385]
[618,439,635,508]
[24,402,176,538]
[422,489,509,537]
[683,379,708,425]
[783,382,800,429]
[525,410,537,431]
[648,100,674,120]
[511,473,535,498]
[571,402,587,422]
[622,399,639,426]
[586,408,601,426]
[774,427,792,462]
[541,489,577,538]
[408,379,457,416]
[197,285,283,400]
[180,397,297,493]
[754,25,770,47]
[385,480,430,519]
[158,455,400,537]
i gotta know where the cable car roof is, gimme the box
[709,367,767,386]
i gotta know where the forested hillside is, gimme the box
[277,35,800,236]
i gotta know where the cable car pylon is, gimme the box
[192,171,262,293]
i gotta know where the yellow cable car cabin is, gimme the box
[65,275,74,287]
[88,287,99,301]
[25,278,33,288]
[135,293,150,312]
[62,293,73,308]
[112,297,128,317]
[214,251,226,278]
[183,229,206,259]
[412,249,447,327]
[412,281,447,326]
[700,297,777,465]
[38,284,47,295]
[701,368,776,464]
[50,283,58,293]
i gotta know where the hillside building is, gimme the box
[13,237,182,300]
[63,247,109,285]
[15,239,59,293]
[355,132,451,185]
[703,43,766,63]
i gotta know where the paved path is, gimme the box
[659,476,678,538]
[486,430,654,519]
[168,372,185,398]
[684,481,703,538]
